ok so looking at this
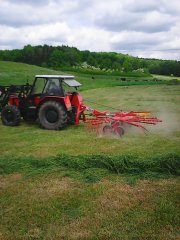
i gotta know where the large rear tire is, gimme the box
[38,101,67,130]
[1,105,21,126]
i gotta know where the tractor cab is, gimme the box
[31,75,81,96]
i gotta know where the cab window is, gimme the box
[32,78,47,94]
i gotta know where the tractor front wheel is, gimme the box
[1,105,21,126]
[38,101,67,130]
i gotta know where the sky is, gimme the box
[0,0,180,60]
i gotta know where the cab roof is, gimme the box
[35,75,81,87]
[35,75,74,79]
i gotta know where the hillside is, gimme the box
[1,61,179,93]
[0,61,65,85]
[0,44,180,76]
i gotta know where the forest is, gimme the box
[0,44,179,76]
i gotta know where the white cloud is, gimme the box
[68,27,111,51]
[125,0,161,12]
[6,0,49,6]
[0,22,70,48]
[0,0,179,60]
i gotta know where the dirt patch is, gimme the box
[30,177,76,200]
[24,228,42,240]
[64,178,179,238]
[0,173,22,190]
[97,183,137,211]
[95,179,179,212]
[51,217,92,240]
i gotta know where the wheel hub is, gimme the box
[45,109,58,123]
[5,111,14,122]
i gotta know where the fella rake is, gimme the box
[83,107,162,137]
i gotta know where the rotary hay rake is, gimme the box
[84,107,162,137]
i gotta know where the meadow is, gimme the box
[0,61,180,239]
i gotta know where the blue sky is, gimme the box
[0,0,180,60]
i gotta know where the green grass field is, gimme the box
[0,61,170,91]
[0,61,180,239]
[153,74,180,81]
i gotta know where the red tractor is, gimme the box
[0,75,85,130]
[0,74,161,136]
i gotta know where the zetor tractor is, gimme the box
[0,75,84,130]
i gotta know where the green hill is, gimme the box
[0,61,65,85]
[0,61,169,91]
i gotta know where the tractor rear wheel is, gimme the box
[38,101,67,130]
[1,105,21,126]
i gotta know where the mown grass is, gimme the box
[0,61,180,239]
[0,121,179,158]
[0,171,179,239]
[153,74,180,81]
[0,152,179,179]
[0,83,180,158]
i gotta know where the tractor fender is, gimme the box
[70,93,85,124]
[9,95,20,107]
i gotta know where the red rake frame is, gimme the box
[83,107,162,137]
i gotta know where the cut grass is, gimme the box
[0,85,180,158]
[0,173,179,239]
[0,122,179,158]
[153,74,180,81]
[0,152,179,179]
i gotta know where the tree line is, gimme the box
[0,44,179,76]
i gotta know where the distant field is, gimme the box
[153,74,180,81]
[0,61,180,240]
[0,61,169,91]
